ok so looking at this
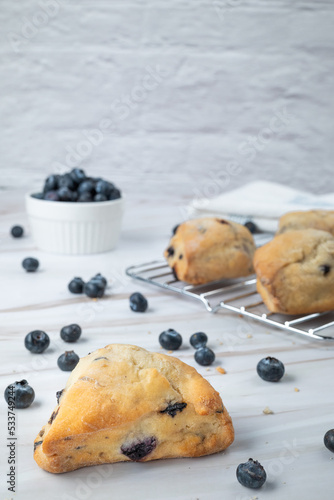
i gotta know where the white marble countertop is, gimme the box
[1,191,334,500]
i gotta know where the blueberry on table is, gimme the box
[22,257,39,272]
[244,221,258,234]
[60,324,82,343]
[91,273,107,288]
[68,277,85,294]
[11,225,24,238]
[190,332,208,349]
[57,351,80,371]
[236,458,267,489]
[84,280,105,298]
[4,380,35,409]
[44,190,60,201]
[194,347,215,366]
[25,330,50,354]
[129,292,148,313]
[159,329,182,350]
[324,429,334,453]
[257,356,285,382]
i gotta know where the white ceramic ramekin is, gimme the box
[26,194,124,254]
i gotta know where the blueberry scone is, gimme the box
[254,229,334,315]
[164,218,255,285]
[277,209,334,236]
[34,344,234,473]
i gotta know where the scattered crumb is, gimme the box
[206,368,210,371]
[247,334,253,339]
[294,387,300,392]
[92,298,97,302]
[283,482,286,484]
[263,406,274,415]
[251,497,258,500]
[216,367,226,374]
[168,350,173,354]
[219,342,223,345]
[147,331,151,335]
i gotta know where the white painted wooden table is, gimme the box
[1,191,334,500]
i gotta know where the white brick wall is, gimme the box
[1,0,334,198]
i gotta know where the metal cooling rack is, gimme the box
[126,259,334,341]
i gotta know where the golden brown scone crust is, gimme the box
[34,344,234,473]
[164,218,255,285]
[278,210,334,236]
[254,229,334,315]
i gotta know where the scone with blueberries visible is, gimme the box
[277,209,334,236]
[254,229,334,315]
[34,344,234,473]
[164,218,255,285]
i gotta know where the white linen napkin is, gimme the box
[187,181,334,233]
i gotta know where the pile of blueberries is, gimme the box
[31,168,121,203]
[68,274,108,299]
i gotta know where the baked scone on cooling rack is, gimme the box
[34,344,234,473]
[277,209,334,236]
[164,217,255,285]
[254,229,334,315]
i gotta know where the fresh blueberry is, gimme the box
[78,192,93,202]
[244,221,257,234]
[58,187,75,202]
[190,332,208,349]
[324,429,334,453]
[68,277,85,294]
[91,273,107,288]
[257,357,285,382]
[25,330,50,353]
[194,347,215,366]
[57,351,80,371]
[4,380,35,409]
[60,324,82,342]
[130,292,148,313]
[31,192,44,199]
[95,180,114,196]
[70,168,86,184]
[159,329,182,350]
[58,173,77,191]
[44,190,60,201]
[78,180,95,195]
[22,257,39,272]
[236,458,267,489]
[84,280,105,298]
[94,193,108,202]
[43,174,59,192]
[11,225,24,238]
[121,436,157,461]
[108,188,121,200]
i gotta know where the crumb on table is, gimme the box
[263,406,274,415]
[216,367,226,374]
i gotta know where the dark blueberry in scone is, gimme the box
[324,429,334,453]
[68,277,85,294]
[160,402,187,417]
[70,168,86,184]
[159,329,182,350]
[56,389,64,404]
[129,292,148,313]
[84,280,105,298]
[108,188,121,200]
[25,330,50,354]
[22,257,39,272]
[60,324,82,342]
[78,180,95,195]
[4,380,35,409]
[190,332,208,349]
[31,192,44,199]
[95,180,114,197]
[236,458,267,489]
[43,174,59,193]
[58,173,77,191]
[57,351,80,371]
[319,264,331,276]
[11,225,24,238]
[172,224,180,235]
[244,221,258,234]
[58,187,75,202]
[257,357,285,382]
[94,194,108,202]
[121,436,157,461]
[195,347,215,366]
[44,190,60,201]
[166,246,174,257]
[78,192,93,202]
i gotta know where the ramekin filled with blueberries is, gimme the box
[26,168,124,254]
